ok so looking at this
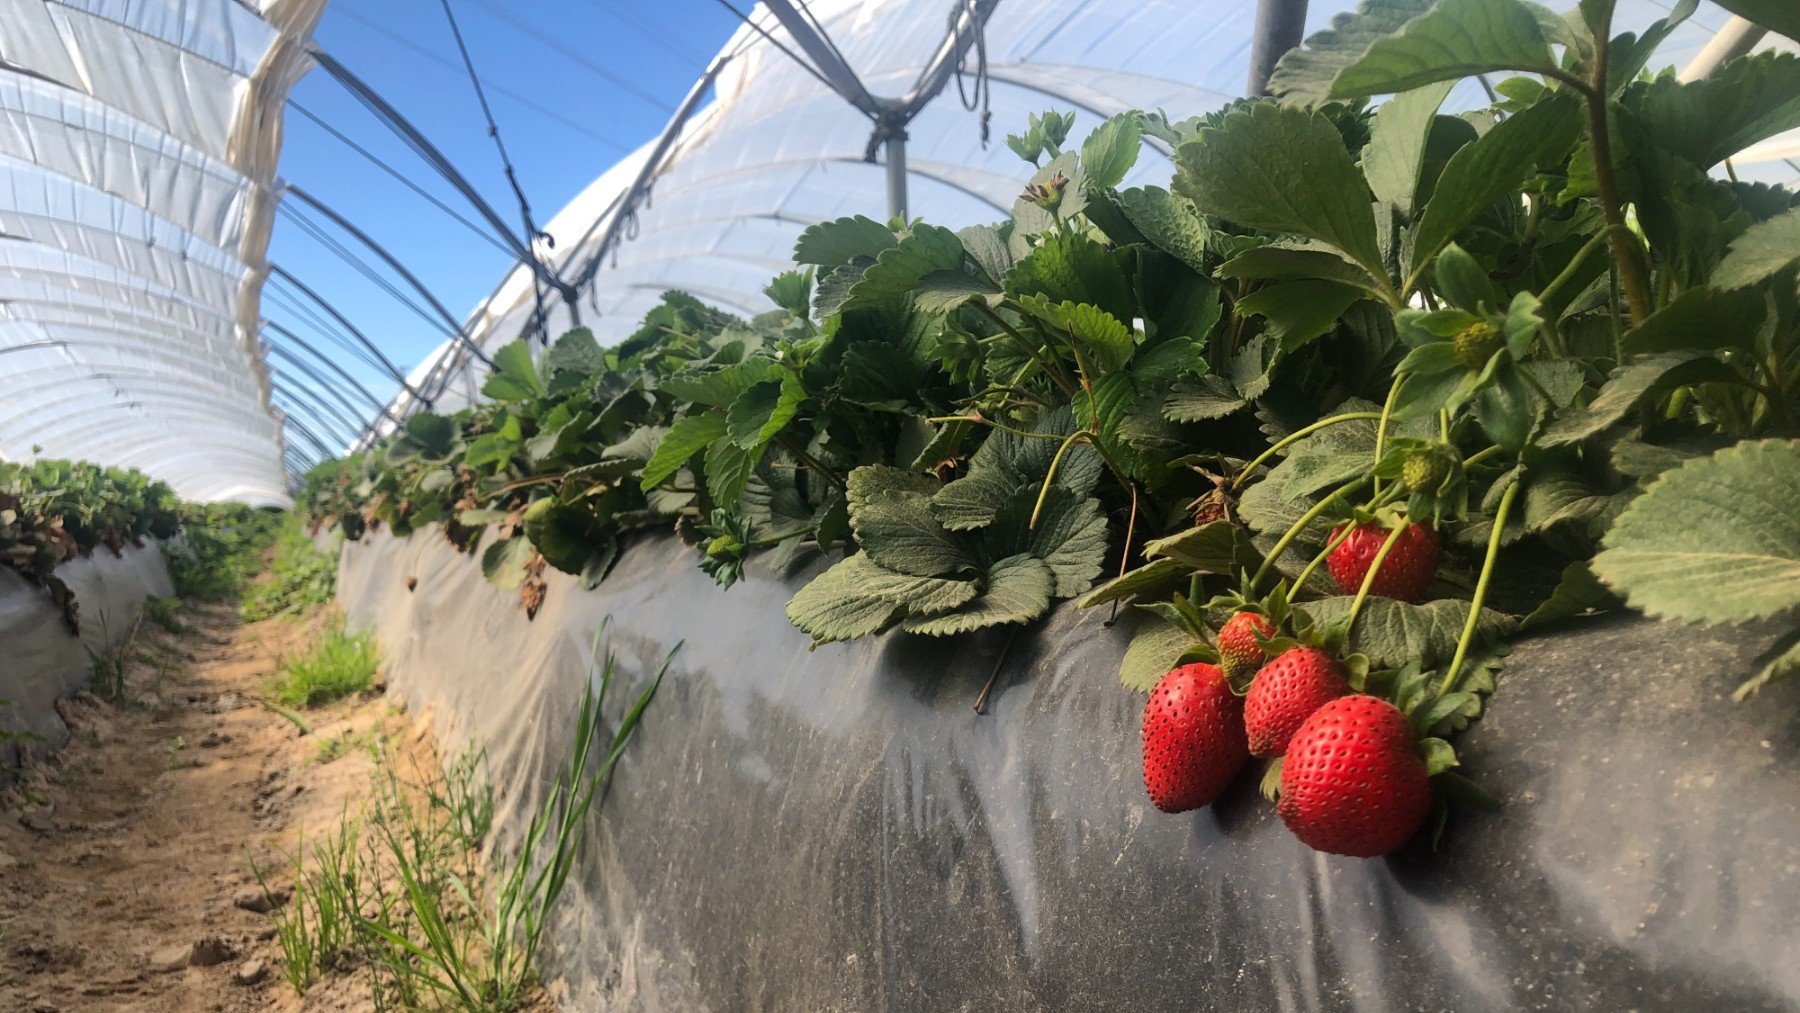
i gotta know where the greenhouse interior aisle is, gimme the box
[0,534,476,1012]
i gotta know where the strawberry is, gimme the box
[1277,695,1431,857]
[1327,522,1440,602]
[1244,647,1348,757]
[1142,662,1249,813]
[1218,611,1275,684]
[1401,452,1450,496]
[1451,321,1504,371]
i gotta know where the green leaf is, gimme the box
[1076,557,1188,608]
[1708,0,1800,41]
[851,555,982,616]
[900,554,1055,636]
[1522,559,1618,629]
[1593,439,1800,624]
[1234,279,1364,352]
[845,224,966,312]
[1080,112,1143,190]
[1713,206,1800,290]
[641,413,727,490]
[793,215,896,266]
[1218,245,1384,294]
[1473,364,1535,453]
[762,268,815,318]
[522,499,602,576]
[481,340,546,401]
[1631,52,1800,170]
[1619,286,1768,356]
[1163,374,1249,422]
[1114,187,1212,273]
[480,535,533,591]
[847,465,971,578]
[1174,103,1384,280]
[1330,0,1561,99]
[913,270,1003,314]
[1540,353,1739,446]
[545,328,604,377]
[1004,231,1135,322]
[1015,296,1135,371]
[725,375,804,450]
[1736,628,1800,700]
[957,223,1015,283]
[703,438,759,508]
[463,432,519,471]
[1269,0,1435,104]
[1361,81,1455,215]
[1294,596,1517,669]
[785,555,904,645]
[986,486,1109,597]
[1119,618,1199,692]
[1409,92,1583,277]
[1142,520,1261,575]
[660,359,781,408]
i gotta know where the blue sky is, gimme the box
[267,0,741,444]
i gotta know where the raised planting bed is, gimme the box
[338,528,1800,1011]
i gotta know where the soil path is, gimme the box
[0,599,410,1012]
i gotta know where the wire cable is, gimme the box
[288,100,517,256]
[572,0,712,66]
[459,0,676,113]
[706,0,847,100]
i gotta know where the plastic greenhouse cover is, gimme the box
[0,540,174,768]
[339,529,1800,1011]
[406,0,1800,419]
[0,0,326,506]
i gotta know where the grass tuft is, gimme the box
[268,626,380,709]
[242,519,337,621]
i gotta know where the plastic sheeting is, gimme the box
[0,0,327,505]
[338,529,1800,1011]
[407,0,1800,417]
[0,541,174,769]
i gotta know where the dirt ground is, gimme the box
[0,598,430,1012]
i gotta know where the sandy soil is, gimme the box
[0,598,424,1012]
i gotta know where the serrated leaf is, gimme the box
[957,223,1014,283]
[725,375,803,450]
[1619,287,1767,356]
[785,555,905,645]
[1115,186,1211,273]
[1269,0,1435,104]
[1420,737,1459,776]
[463,432,519,471]
[1540,353,1739,446]
[545,327,604,377]
[1736,628,1800,700]
[985,485,1109,597]
[703,438,759,508]
[931,466,1021,531]
[1713,206,1800,290]
[1709,0,1800,42]
[900,554,1054,636]
[1362,81,1455,215]
[480,535,533,591]
[913,270,1003,313]
[481,340,546,402]
[1522,559,1618,629]
[848,469,972,579]
[1076,557,1188,608]
[793,215,896,266]
[641,413,727,490]
[1143,521,1261,575]
[1119,618,1200,692]
[660,359,781,408]
[1409,92,1583,276]
[845,224,966,312]
[1593,439,1800,624]
[1174,104,1384,279]
[1293,596,1517,670]
[1330,0,1560,99]
[1015,296,1135,372]
[1235,279,1365,352]
[1080,112,1143,190]
[1631,51,1800,171]
[1163,374,1248,422]
[1218,245,1385,294]
[1004,231,1135,322]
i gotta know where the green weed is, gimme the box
[140,595,189,634]
[269,626,380,709]
[165,508,280,601]
[242,519,338,622]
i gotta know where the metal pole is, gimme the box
[1247,0,1310,96]
[885,128,909,222]
[1679,16,1766,82]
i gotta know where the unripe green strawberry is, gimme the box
[1218,611,1274,684]
[1451,322,1504,371]
[1402,452,1449,495]
[706,533,743,560]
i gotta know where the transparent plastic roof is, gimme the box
[0,0,325,505]
[411,0,1799,417]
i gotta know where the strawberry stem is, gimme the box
[1249,476,1369,592]
[1372,373,1409,497]
[1291,483,1403,593]
[1440,479,1521,695]
[1029,431,1091,529]
[1229,413,1383,492]
[1345,521,1408,634]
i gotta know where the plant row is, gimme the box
[300,0,1800,855]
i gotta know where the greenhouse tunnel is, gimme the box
[2,0,1799,1009]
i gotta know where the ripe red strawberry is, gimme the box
[1244,646,1348,757]
[1218,611,1275,683]
[1142,662,1249,813]
[1277,695,1431,857]
[1327,522,1440,602]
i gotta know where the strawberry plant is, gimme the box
[302,0,1800,856]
